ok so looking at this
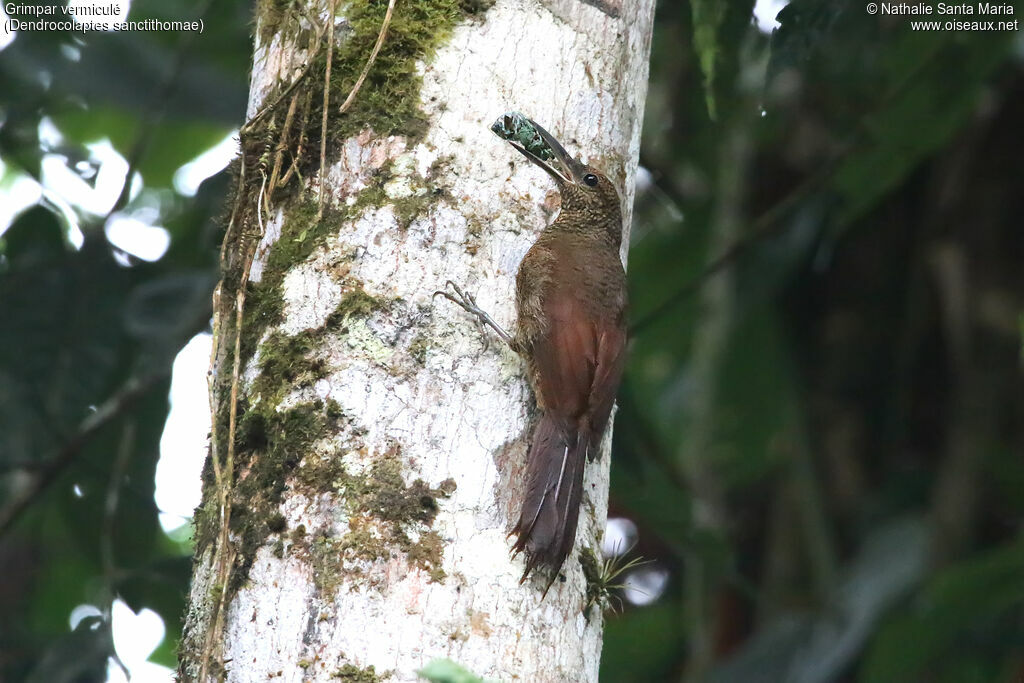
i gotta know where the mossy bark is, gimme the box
[179,0,655,681]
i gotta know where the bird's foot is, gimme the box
[433,280,514,350]
[433,280,483,317]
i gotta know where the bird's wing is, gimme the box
[530,284,627,444]
[586,309,627,438]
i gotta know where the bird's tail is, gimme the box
[510,415,590,592]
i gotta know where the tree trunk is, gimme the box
[178,0,654,680]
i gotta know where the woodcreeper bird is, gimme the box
[436,116,628,592]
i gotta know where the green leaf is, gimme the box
[117,556,193,667]
[53,107,231,188]
[708,519,928,683]
[0,215,132,460]
[690,0,727,120]
[862,539,1024,682]
[417,658,486,683]
[602,602,684,681]
[24,617,111,683]
[769,0,1016,231]
[123,271,216,344]
[1019,312,1023,363]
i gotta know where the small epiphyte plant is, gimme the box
[581,542,652,615]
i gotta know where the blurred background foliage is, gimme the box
[0,0,1022,681]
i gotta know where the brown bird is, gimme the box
[436,117,628,590]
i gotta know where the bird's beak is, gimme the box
[506,118,586,187]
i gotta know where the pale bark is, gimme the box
[181,0,654,681]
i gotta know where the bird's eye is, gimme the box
[583,173,598,187]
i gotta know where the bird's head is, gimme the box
[500,116,622,244]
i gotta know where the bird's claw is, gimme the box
[432,280,476,311]
[432,281,492,351]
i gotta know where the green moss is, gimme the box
[325,285,388,328]
[331,663,382,682]
[325,398,344,417]
[350,163,393,210]
[338,521,386,562]
[253,0,487,190]
[239,198,395,377]
[342,458,448,526]
[307,519,386,595]
[256,0,293,42]
[391,193,428,231]
[218,270,399,593]
[580,546,603,617]
[367,464,454,581]
[239,198,336,366]
[229,137,444,382]
[427,154,456,179]
[266,512,287,533]
[245,281,391,421]
[391,154,455,230]
[240,280,285,362]
[207,582,224,606]
[304,454,457,593]
[251,328,328,406]
[348,156,452,231]
[242,283,393,426]
[318,0,467,144]
[265,199,328,278]
[408,332,430,365]
[294,458,455,595]
[460,0,496,12]
[191,484,221,555]
[407,530,447,582]
[226,399,345,593]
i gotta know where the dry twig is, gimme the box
[317,0,339,220]
[338,0,397,116]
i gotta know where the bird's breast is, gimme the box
[513,231,626,349]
